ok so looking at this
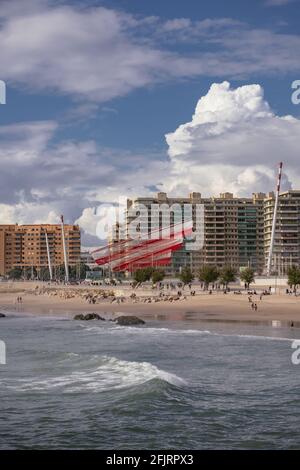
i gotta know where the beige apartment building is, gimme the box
[125,190,300,275]
[126,191,266,274]
[0,224,81,276]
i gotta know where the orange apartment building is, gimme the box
[0,224,81,276]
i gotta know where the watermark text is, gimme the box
[0,340,6,365]
[291,339,300,365]
[0,80,6,105]
[291,80,300,105]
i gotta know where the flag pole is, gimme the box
[267,162,283,276]
[61,215,69,283]
[45,229,53,281]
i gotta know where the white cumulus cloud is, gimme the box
[165,81,298,196]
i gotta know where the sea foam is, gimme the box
[80,323,298,342]
[3,355,187,393]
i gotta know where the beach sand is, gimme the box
[0,281,299,325]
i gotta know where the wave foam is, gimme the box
[81,324,297,342]
[82,324,211,336]
[4,355,187,393]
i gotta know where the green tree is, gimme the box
[69,263,90,280]
[39,267,51,281]
[23,267,37,280]
[198,265,219,289]
[240,268,255,289]
[133,267,154,283]
[219,265,237,288]
[179,267,194,285]
[151,270,165,284]
[287,266,300,294]
[55,264,67,281]
[7,267,23,280]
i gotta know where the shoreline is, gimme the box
[1,282,300,327]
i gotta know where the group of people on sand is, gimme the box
[248,295,258,311]
[16,296,23,304]
[246,287,275,312]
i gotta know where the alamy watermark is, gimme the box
[94,198,205,251]
[291,340,300,365]
[0,80,6,104]
[291,80,300,105]
[0,340,6,365]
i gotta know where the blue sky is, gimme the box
[0,0,300,244]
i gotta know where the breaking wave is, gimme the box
[3,355,187,393]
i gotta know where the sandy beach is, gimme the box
[0,281,299,326]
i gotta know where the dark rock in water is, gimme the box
[84,313,100,321]
[0,313,6,318]
[115,315,145,326]
[74,313,105,321]
[74,314,85,320]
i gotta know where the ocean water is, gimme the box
[0,314,300,449]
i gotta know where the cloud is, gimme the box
[0,1,172,102]
[0,118,167,242]
[165,81,299,196]
[1,82,300,244]
[0,202,60,225]
[0,121,57,165]
[1,1,300,103]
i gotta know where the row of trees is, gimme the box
[132,265,256,288]
[179,266,255,289]
[7,263,90,281]
[133,267,165,284]
[8,262,300,291]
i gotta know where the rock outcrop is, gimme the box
[73,313,105,321]
[34,286,187,306]
[115,315,145,326]
[0,313,6,318]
